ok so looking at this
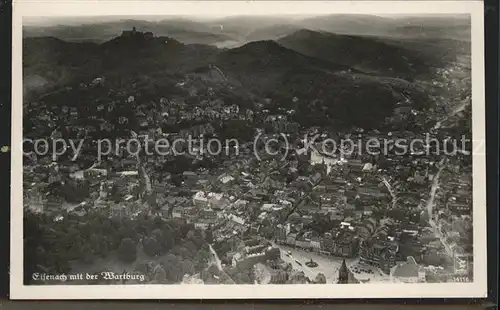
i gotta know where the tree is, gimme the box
[422,250,443,266]
[187,229,205,248]
[180,259,195,277]
[387,208,406,221]
[228,266,254,284]
[186,229,196,240]
[152,229,166,248]
[184,240,198,255]
[80,244,94,264]
[151,263,167,283]
[195,247,211,271]
[181,224,195,238]
[161,254,183,283]
[205,228,214,243]
[153,216,165,229]
[117,238,137,263]
[135,261,149,275]
[207,264,220,276]
[143,236,162,257]
[419,210,430,225]
[425,271,448,283]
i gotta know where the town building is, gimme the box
[358,218,377,240]
[359,238,398,275]
[337,259,359,284]
[320,232,335,255]
[331,230,359,258]
[390,256,426,283]
[269,269,288,284]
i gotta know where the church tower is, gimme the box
[337,259,349,284]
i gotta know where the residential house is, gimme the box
[390,256,426,283]
[274,224,289,244]
[359,238,398,275]
[286,233,297,246]
[269,269,288,284]
[295,236,312,250]
[310,237,321,253]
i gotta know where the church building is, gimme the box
[337,259,360,284]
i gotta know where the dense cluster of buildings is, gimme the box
[274,223,359,258]
[23,45,473,284]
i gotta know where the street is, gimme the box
[208,244,223,271]
[425,163,454,258]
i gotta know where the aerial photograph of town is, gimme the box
[22,13,473,286]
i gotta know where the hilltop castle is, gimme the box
[121,27,154,39]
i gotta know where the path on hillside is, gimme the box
[434,99,470,129]
[209,64,229,82]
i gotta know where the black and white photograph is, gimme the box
[11,0,487,299]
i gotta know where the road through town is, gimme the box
[425,162,454,258]
[208,244,236,284]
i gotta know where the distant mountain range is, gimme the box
[24,25,469,91]
[24,19,236,45]
[23,15,471,130]
[24,14,471,45]
[277,29,471,79]
[22,15,471,87]
[23,35,431,129]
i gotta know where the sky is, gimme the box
[19,1,474,26]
